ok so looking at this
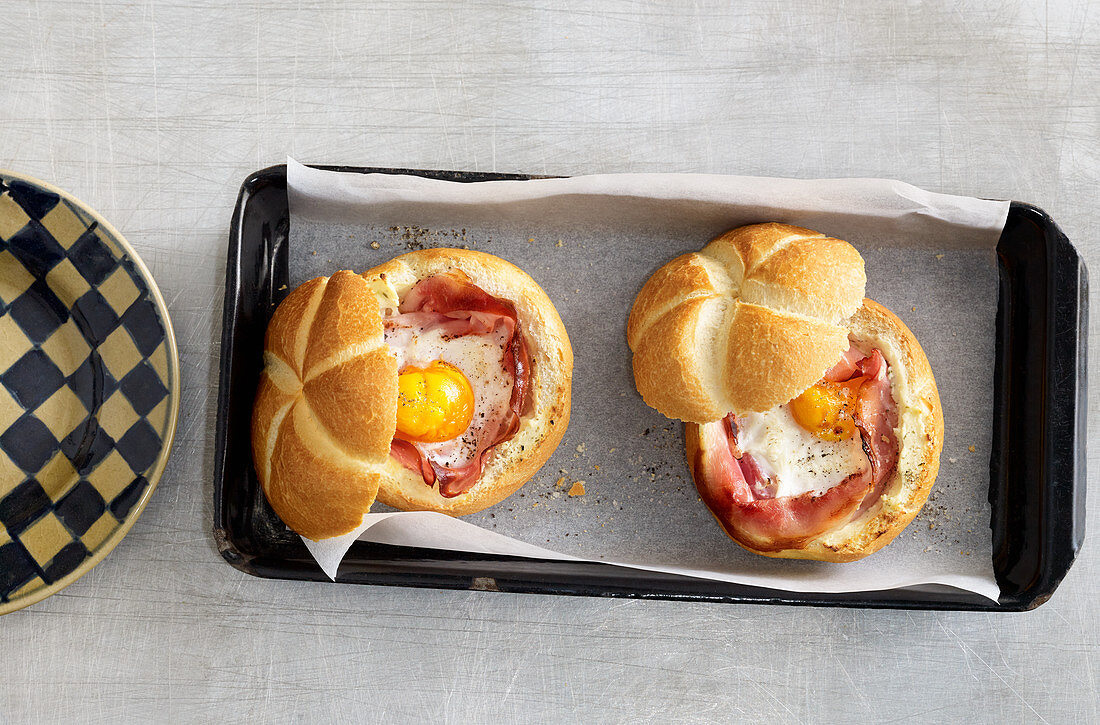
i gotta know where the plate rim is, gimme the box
[0,168,182,616]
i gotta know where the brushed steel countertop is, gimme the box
[1,1,1096,722]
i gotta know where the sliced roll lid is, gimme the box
[627,223,868,423]
[253,270,399,540]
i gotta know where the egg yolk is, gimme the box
[395,361,475,443]
[789,380,861,441]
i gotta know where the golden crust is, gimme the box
[250,373,294,484]
[626,254,728,349]
[303,348,398,460]
[364,248,574,516]
[628,223,867,422]
[684,298,944,562]
[743,237,868,321]
[304,270,384,376]
[720,222,823,270]
[265,276,326,378]
[252,251,573,536]
[631,296,730,423]
[268,401,384,540]
[724,301,850,413]
[252,270,397,540]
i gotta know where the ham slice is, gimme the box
[693,344,899,550]
[387,271,531,497]
[822,345,867,382]
[852,350,899,513]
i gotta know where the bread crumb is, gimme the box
[968,445,976,452]
[576,443,586,453]
[568,481,586,496]
[370,241,380,249]
[278,284,287,290]
[555,476,566,488]
[311,250,317,255]
[609,447,617,453]
[948,457,957,463]
[556,239,563,247]
[928,522,936,529]
[528,237,535,242]
[935,253,944,260]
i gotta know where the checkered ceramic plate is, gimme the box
[0,171,179,615]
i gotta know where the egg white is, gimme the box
[384,321,514,468]
[737,403,868,498]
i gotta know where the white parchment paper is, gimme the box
[288,158,1008,601]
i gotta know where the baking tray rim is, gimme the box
[212,163,1088,612]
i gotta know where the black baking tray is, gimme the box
[213,164,1088,611]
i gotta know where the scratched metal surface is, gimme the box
[0,1,1096,722]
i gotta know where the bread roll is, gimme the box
[684,299,944,562]
[252,251,572,539]
[628,223,866,422]
[364,249,573,516]
[251,271,398,540]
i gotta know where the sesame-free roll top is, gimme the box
[627,223,867,423]
[251,271,398,540]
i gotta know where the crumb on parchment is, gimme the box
[568,481,586,497]
[968,445,976,452]
[555,476,566,488]
[370,241,380,249]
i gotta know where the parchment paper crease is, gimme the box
[288,158,1007,602]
